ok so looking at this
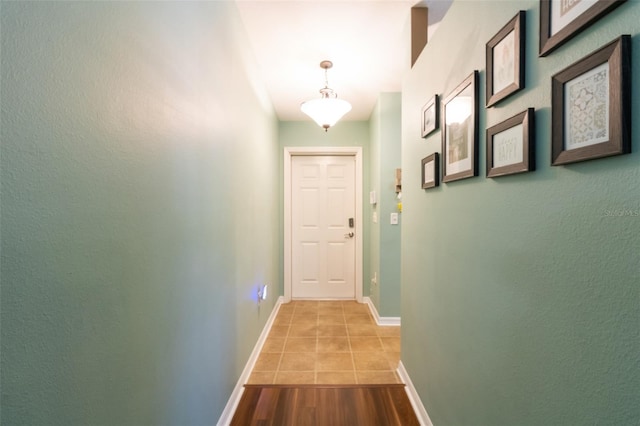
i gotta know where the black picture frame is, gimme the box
[421,153,440,189]
[421,95,439,138]
[486,11,525,107]
[441,71,479,183]
[539,0,627,57]
[486,109,535,178]
[551,35,630,166]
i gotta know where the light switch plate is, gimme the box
[390,212,399,225]
[369,191,377,205]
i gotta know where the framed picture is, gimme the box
[486,11,525,107]
[421,95,439,137]
[539,0,627,57]
[441,71,479,183]
[421,153,440,189]
[486,109,535,177]
[551,35,630,166]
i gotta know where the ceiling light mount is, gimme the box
[301,60,352,131]
[320,60,333,70]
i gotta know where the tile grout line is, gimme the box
[276,310,291,384]
[344,303,360,385]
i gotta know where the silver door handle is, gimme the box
[344,232,354,238]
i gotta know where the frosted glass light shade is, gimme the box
[300,97,352,130]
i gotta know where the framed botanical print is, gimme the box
[441,71,479,183]
[551,35,630,165]
[421,153,439,189]
[486,109,535,177]
[421,95,439,138]
[539,0,627,56]
[486,11,525,107]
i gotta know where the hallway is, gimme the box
[248,301,401,385]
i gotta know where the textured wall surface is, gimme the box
[1,2,279,424]
[401,1,639,425]
[369,93,402,317]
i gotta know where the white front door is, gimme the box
[291,155,356,299]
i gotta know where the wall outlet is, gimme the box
[372,212,377,223]
[390,212,399,225]
[258,284,268,302]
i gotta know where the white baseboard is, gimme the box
[363,296,401,326]
[397,361,433,426]
[217,296,284,426]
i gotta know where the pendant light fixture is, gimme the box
[300,60,352,131]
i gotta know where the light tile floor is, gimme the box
[247,300,401,385]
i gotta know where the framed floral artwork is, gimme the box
[486,11,525,107]
[551,35,630,165]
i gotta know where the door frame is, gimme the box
[284,146,363,303]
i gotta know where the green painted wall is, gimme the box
[370,105,382,308]
[401,1,640,425]
[369,93,402,317]
[278,121,371,298]
[1,1,279,424]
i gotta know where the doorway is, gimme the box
[284,147,363,302]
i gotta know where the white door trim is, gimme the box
[284,146,363,303]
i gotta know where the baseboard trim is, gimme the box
[217,296,284,426]
[397,361,434,426]
[363,296,401,326]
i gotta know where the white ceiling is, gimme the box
[235,0,452,122]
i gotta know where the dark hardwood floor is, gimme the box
[230,384,420,426]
